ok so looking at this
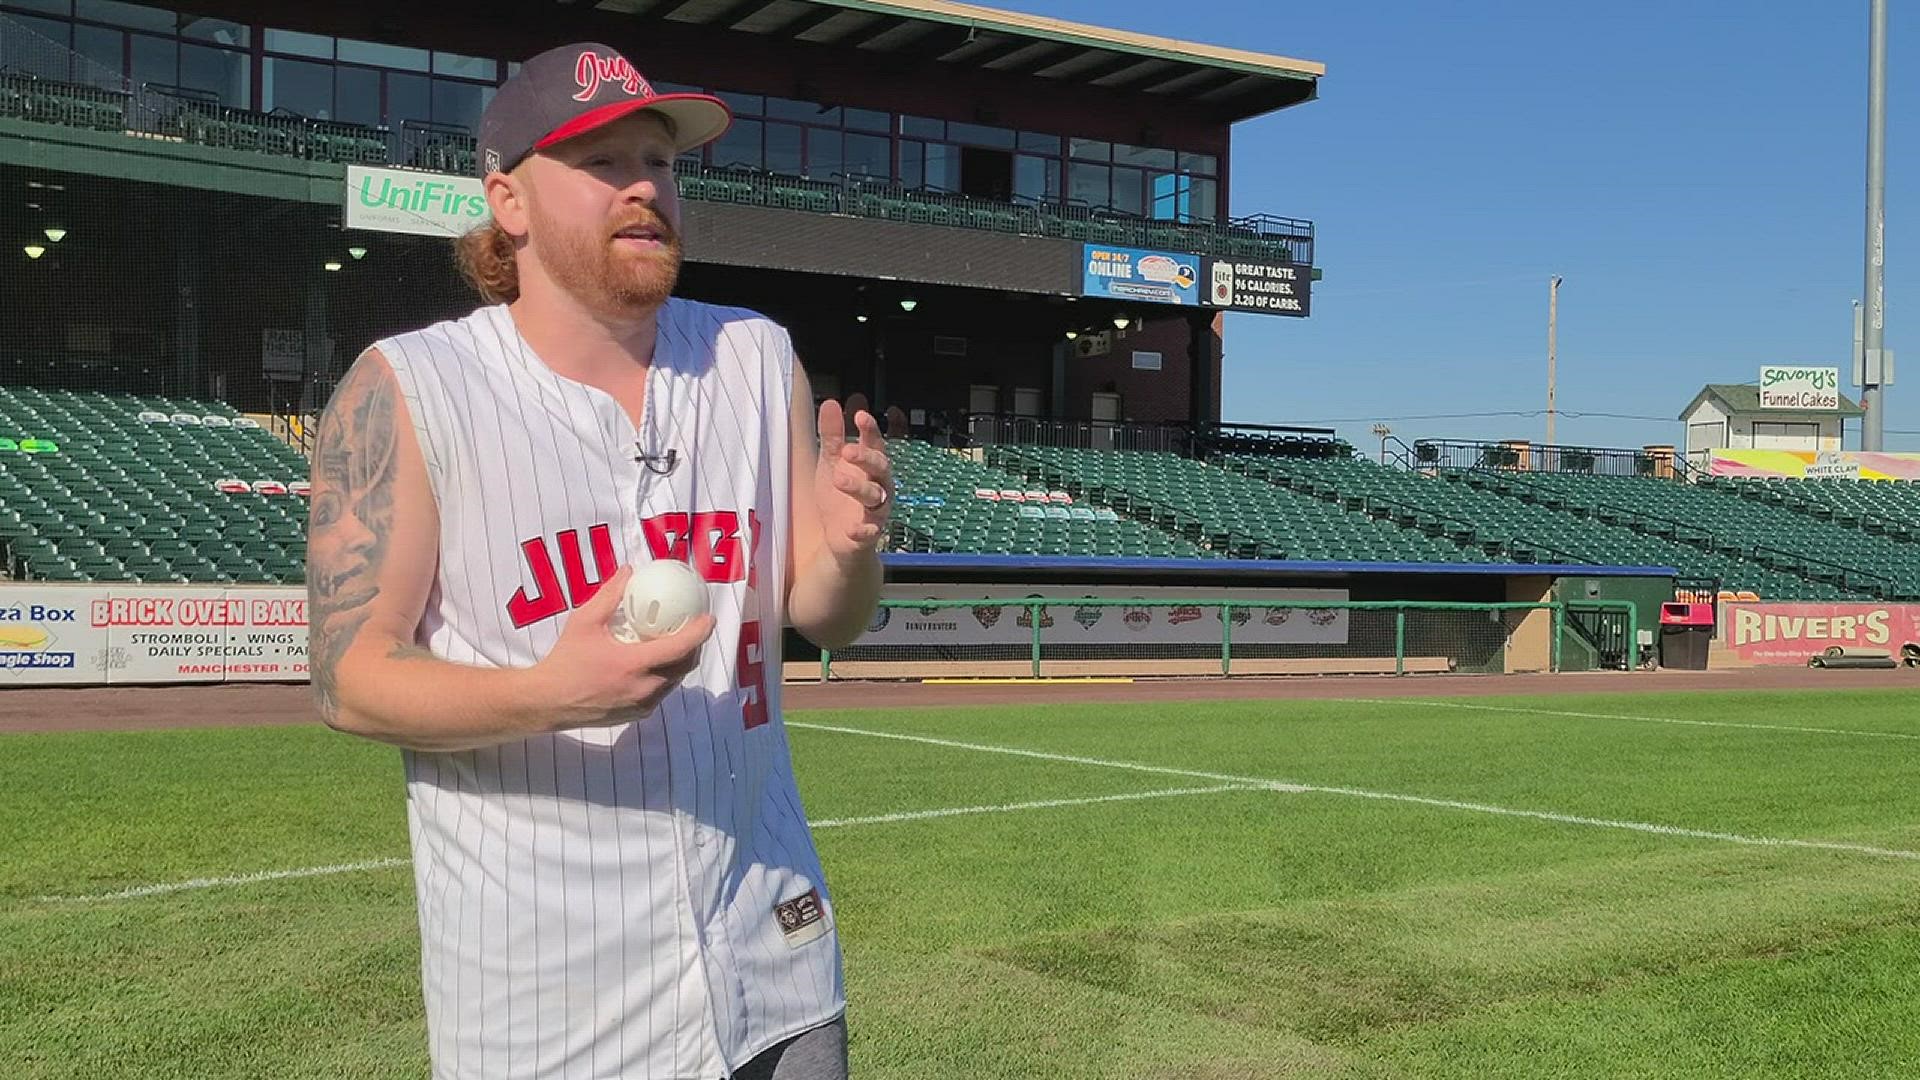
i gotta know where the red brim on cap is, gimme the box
[534,93,733,156]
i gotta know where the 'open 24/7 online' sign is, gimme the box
[1078,245,1310,317]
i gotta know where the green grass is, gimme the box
[3,688,1919,1077]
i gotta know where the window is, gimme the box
[1189,177,1218,221]
[387,72,429,128]
[842,133,891,179]
[1018,131,1061,155]
[844,107,889,133]
[180,43,248,106]
[711,117,763,169]
[1688,422,1728,451]
[922,142,960,191]
[334,66,379,126]
[1069,137,1110,161]
[900,115,943,139]
[72,22,120,71]
[129,31,174,87]
[263,28,332,59]
[765,121,802,174]
[898,139,924,188]
[1069,161,1109,207]
[807,129,842,178]
[1148,171,1183,220]
[715,91,763,117]
[432,78,488,133]
[1178,150,1216,175]
[1753,421,1818,450]
[338,38,429,71]
[947,121,1014,149]
[767,96,836,124]
[1013,154,1061,203]
[2,0,72,14]
[263,56,334,118]
[74,0,171,31]
[1110,165,1144,216]
[432,50,493,79]
[1113,143,1176,170]
[178,15,245,47]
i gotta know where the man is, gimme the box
[306,42,889,1080]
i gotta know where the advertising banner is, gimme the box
[853,584,1351,649]
[1204,258,1311,317]
[1079,245,1201,305]
[1720,602,1920,665]
[1758,366,1842,410]
[345,166,489,238]
[1708,449,1920,480]
[0,586,108,685]
[0,585,311,687]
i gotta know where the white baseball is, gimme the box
[609,560,710,643]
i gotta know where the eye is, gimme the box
[584,156,613,168]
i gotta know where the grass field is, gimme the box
[4,686,1919,1078]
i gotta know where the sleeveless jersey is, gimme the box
[374,299,842,1080]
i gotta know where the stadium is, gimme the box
[2,1,1916,1077]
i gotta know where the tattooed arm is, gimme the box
[307,349,712,752]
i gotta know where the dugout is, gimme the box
[786,555,1677,679]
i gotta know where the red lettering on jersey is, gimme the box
[692,511,744,583]
[508,524,618,628]
[643,512,691,562]
[642,510,753,584]
[737,619,768,729]
[558,524,618,605]
[507,537,568,628]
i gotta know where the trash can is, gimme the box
[1657,602,1714,670]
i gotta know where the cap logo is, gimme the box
[572,51,651,102]
[483,148,501,174]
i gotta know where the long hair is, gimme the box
[455,221,519,305]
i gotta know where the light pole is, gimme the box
[1372,423,1393,465]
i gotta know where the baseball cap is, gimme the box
[476,43,732,178]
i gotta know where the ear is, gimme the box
[485,170,531,238]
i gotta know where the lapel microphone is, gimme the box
[635,445,679,475]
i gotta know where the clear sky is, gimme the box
[1001,0,1915,452]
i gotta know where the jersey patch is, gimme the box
[774,888,831,948]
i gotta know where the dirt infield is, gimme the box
[0,666,1911,735]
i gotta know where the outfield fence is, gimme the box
[818,598,1640,679]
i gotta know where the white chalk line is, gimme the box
[36,857,412,904]
[787,721,1920,863]
[30,785,1257,905]
[1348,698,1920,742]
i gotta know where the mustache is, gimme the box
[608,211,680,243]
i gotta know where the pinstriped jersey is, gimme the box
[375,299,842,1080]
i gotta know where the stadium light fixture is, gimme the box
[898,298,917,313]
[23,244,46,259]
[1064,330,1079,340]
[855,314,869,323]
[1112,315,1130,330]
[43,228,65,242]
[347,246,367,260]
[323,260,343,272]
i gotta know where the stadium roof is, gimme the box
[1681,384,1865,421]
[582,0,1324,120]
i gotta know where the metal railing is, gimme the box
[1413,439,1698,481]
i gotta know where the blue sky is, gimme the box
[1005,0,1915,451]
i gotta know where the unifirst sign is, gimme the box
[345,166,489,238]
[1758,366,1841,410]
